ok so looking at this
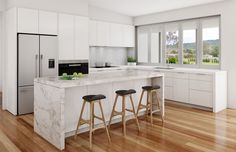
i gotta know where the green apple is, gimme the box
[73,72,78,77]
[77,73,83,77]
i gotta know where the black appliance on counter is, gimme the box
[59,61,89,76]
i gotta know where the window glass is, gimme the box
[165,24,179,64]
[183,22,197,64]
[202,18,220,65]
[151,27,162,63]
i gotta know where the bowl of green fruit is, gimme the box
[61,72,83,80]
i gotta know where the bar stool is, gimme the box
[136,85,164,125]
[74,94,111,149]
[108,89,140,136]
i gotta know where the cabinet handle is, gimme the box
[177,72,185,74]
[196,73,208,76]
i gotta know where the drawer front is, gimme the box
[189,73,213,82]
[163,72,174,78]
[165,86,173,100]
[173,72,188,79]
[165,77,173,87]
[189,90,213,107]
[189,80,212,92]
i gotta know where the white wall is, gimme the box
[6,0,88,16]
[89,5,133,25]
[134,0,236,109]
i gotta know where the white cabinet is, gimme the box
[58,14,74,60]
[89,20,97,46]
[58,13,89,60]
[137,28,149,63]
[123,25,135,47]
[173,78,189,103]
[74,16,89,60]
[89,20,135,47]
[189,90,213,107]
[96,21,109,46]
[18,8,38,33]
[109,23,123,46]
[39,11,58,35]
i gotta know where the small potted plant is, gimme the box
[127,56,137,66]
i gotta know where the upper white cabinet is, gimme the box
[123,25,135,47]
[39,11,58,35]
[58,13,89,60]
[18,8,39,33]
[89,20,97,46]
[58,14,74,60]
[74,16,89,60]
[89,20,135,47]
[18,8,58,35]
[109,23,123,47]
[96,21,109,46]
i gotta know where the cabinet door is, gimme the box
[109,23,123,47]
[74,16,89,60]
[123,25,135,47]
[165,86,173,100]
[18,8,38,33]
[173,78,189,103]
[189,90,213,107]
[89,20,97,46]
[58,14,74,60]
[39,11,58,35]
[137,28,149,63]
[96,21,109,46]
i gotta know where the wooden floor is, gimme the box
[0,102,236,152]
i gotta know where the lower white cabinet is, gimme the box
[189,90,213,107]
[173,78,189,103]
[162,70,227,112]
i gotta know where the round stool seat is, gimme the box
[83,94,106,102]
[142,85,160,91]
[115,89,136,96]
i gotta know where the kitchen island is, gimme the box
[34,69,165,150]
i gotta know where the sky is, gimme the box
[183,27,219,43]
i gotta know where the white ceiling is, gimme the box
[89,0,226,17]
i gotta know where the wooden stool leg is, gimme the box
[150,91,154,125]
[108,94,118,128]
[146,91,150,118]
[129,95,140,131]
[89,102,94,149]
[98,101,111,142]
[122,96,126,136]
[136,90,144,115]
[74,100,86,139]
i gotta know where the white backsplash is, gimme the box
[89,47,129,67]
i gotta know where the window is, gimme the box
[182,22,197,65]
[165,25,179,64]
[202,18,220,66]
[137,16,221,69]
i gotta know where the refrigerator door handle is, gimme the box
[35,54,38,77]
[40,54,43,76]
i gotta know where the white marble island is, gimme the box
[34,70,165,150]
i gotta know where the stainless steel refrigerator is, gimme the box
[18,34,58,115]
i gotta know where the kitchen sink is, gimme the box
[154,66,175,70]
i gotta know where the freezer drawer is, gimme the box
[18,86,34,115]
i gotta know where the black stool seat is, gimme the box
[83,94,106,102]
[142,85,160,91]
[115,89,136,96]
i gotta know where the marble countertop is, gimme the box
[90,65,225,74]
[34,69,164,89]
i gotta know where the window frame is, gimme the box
[136,15,221,69]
